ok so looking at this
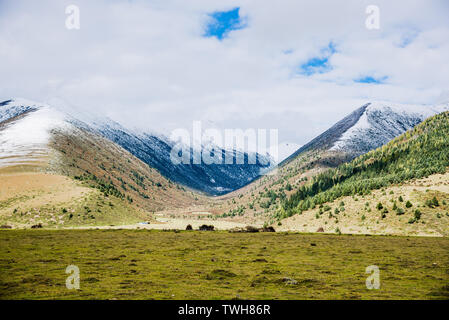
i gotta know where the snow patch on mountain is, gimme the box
[0,98,45,123]
[330,101,449,154]
[0,99,70,167]
[1,98,272,194]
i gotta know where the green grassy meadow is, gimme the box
[0,230,448,300]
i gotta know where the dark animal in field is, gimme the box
[316,227,324,232]
[229,226,276,233]
[199,224,214,231]
[245,226,260,233]
[185,224,193,230]
[31,223,43,229]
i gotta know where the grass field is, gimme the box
[0,230,448,300]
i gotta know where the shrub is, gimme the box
[414,209,421,220]
[376,203,383,210]
[405,201,413,208]
[432,197,439,207]
[426,197,440,208]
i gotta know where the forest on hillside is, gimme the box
[279,112,449,219]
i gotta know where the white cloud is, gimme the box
[0,0,448,145]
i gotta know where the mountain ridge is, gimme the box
[274,111,449,236]
[205,101,449,225]
[283,101,449,166]
[0,98,272,195]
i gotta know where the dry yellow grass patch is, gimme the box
[0,172,89,203]
[0,172,94,227]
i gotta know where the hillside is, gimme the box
[0,98,272,196]
[0,100,209,228]
[99,127,273,195]
[202,102,448,226]
[1,98,448,233]
[275,112,449,236]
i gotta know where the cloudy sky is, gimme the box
[1,0,448,146]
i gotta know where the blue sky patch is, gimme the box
[298,42,337,76]
[354,76,388,84]
[204,7,247,40]
[299,57,331,75]
[398,29,419,48]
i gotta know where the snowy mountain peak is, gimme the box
[0,98,272,195]
[0,98,48,123]
[282,101,449,166]
[0,98,70,167]
[330,101,449,154]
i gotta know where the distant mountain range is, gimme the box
[204,100,449,229]
[1,98,447,198]
[1,97,448,233]
[0,98,272,195]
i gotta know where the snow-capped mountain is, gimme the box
[2,98,447,194]
[330,101,449,154]
[0,98,272,195]
[283,101,449,164]
[94,121,273,195]
[0,99,69,167]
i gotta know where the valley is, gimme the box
[1,98,449,301]
[0,99,448,236]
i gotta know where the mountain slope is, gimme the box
[0,99,67,168]
[0,98,271,195]
[282,111,449,214]
[0,98,209,227]
[330,102,448,155]
[275,111,449,236]
[283,101,449,164]
[206,102,449,225]
[96,124,272,195]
